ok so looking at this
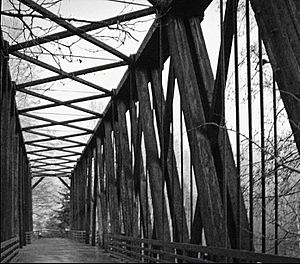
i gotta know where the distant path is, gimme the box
[17,238,121,263]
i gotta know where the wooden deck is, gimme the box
[16,238,121,263]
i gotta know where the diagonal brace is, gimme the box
[18,0,132,63]
[12,50,112,94]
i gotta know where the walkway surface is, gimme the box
[17,238,121,263]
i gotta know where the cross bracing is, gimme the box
[1,0,300,262]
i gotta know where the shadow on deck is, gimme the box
[16,238,121,263]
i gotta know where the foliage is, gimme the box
[45,188,70,231]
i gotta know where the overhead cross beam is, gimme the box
[16,88,102,117]
[12,51,112,94]
[58,177,70,190]
[24,131,89,145]
[18,0,132,63]
[26,143,83,154]
[21,113,96,133]
[29,153,79,162]
[31,177,45,190]
[31,163,73,169]
[17,61,128,89]
[19,94,109,114]
[27,146,81,155]
[32,167,71,173]
[8,7,156,52]
[32,173,70,178]
[31,160,75,166]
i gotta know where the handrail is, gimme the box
[107,234,300,263]
[1,236,20,263]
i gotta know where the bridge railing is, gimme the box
[70,230,86,243]
[106,234,300,263]
[0,236,19,263]
[32,229,68,239]
[31,229,87,244]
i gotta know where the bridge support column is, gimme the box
[250,0,300,154]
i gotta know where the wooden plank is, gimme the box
[7,78,14,241]
[1,46,9,242]
[96,137,106,247]
[115,100,139,237]
[78,160,86,230]
[167,15,229,247]
[69,173,74,230]
[85,151,92,244]
[135,68,171,242]
[113,110,130,236]
[91,147,98,246]
[250,0,300,154]
[150,68,189,243]
[14,134,20,236]
[104,121,120,235]
[110,234,300,263]
[130,104,153,238]
[187,17,251,250]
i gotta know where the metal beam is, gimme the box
[31,163,73,169]
[16,87,102,117]
[32,168,71,173]
[58,177,70,190]
[18,0,132,63]
[8,7,156,52]
[26,143,83,153]
[27,142,83,150]
[17,61,128,89]
[27,147,81,155]
[21,113,96,132]
[32,177,45,190]
[32,174,70,178]
[19,94,109,114]
[24,131,89,145]
[30,160,76,167]
[12,51,112,94]
[29,153,79,162]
